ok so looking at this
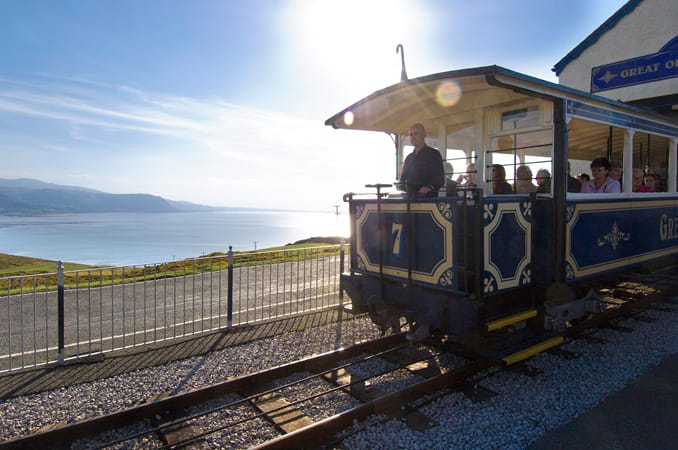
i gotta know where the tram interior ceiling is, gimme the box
[567,118,670,185]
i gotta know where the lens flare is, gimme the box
[343,111,354,126]
[435,80,462,107]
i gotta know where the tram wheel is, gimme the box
[367,295,401,335]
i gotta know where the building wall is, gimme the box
[558,0,677,102]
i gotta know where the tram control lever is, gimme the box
[365,183,392,198]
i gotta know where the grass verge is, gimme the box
[0,237,346,295]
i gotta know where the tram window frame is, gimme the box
[489,130,553,194]
[488,101,553,195]
[633,132,670,193]
[567,117,673,195]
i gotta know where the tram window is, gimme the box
[445,123,477,177]
[568,119,624,162]
[489,129,552,191]
[633,132,670,192]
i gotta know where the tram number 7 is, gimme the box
[392,222,403,255]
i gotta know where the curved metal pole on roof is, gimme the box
[396,44,408,81]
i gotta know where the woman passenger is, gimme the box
[536,169,551,194]
[580,157,621,193]
[644,174,658,192]
[515,165,536,193]
[632,168,654,192]
[491,164,513,194]
[457,163,477,189]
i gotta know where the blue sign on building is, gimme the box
[591,36,678,92]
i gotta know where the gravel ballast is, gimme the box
[0,304,676,448]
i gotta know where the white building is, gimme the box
[553,0,678,119]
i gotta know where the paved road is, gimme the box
[1,255,343,371]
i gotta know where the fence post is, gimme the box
[227,246,233,329]
[334,240,346,350]
[57,261,65,365]
[339,240,345,303]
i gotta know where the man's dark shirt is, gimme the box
[400,145,444,197]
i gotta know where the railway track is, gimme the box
[0,330,503,450]
[1,268,676,449]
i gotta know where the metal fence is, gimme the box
[0,244,346,373]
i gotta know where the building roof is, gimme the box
[552,0,643,76]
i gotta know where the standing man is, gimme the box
[399,123,445,198]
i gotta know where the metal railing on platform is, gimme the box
[0,244,346,373]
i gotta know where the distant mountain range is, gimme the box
[0,178,220,214]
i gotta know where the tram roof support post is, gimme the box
[476,110,486,191]
[623,129,635,194]
[669,138,678,193]
[395,133,404,181]
[438,123,447,162]
[553,99,567,283]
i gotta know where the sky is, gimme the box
[0,0,629,211]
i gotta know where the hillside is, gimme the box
[0,178,217,214]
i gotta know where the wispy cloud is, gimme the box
[0,74,393,209]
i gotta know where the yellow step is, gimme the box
[485,309,538,332]
[502,336,564,366]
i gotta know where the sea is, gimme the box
[0,210,350,267]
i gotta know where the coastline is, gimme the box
[0,236,347,275]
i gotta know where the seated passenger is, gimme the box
[609,160,623,190]
[580,157,621,193]
[457,163,477,189]
[536,169,551,194]
[632,168,654,192]
[444,162,458,196]
[567,162,581,193]
[491,164,513,194]
[644,173,659,192]
[515,165,536,193]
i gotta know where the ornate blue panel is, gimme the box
[482,198,532,294]
[353,199,455,289]
[565,199,678,279]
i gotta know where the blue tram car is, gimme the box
[326,66,678,351]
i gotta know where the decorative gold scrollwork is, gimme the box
[565,263,574,280]
[596,221,630,250]
[439,269,454,286]
[355,204,364,218]
[483,203,495,221]
[437,202,452,219]
[483,275,496,294]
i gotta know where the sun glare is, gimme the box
[435,80,462,107]
[285,0,424,94]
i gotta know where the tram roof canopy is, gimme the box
[325,65,678,137]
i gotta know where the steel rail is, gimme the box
[0,333,406,450]
[252,358,496,450]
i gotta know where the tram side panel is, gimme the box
[342,197,480,331]
[342,196,537,335]
[565,197,678,283]
[532,198,555,285]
